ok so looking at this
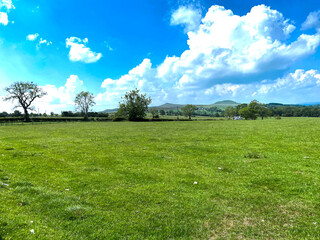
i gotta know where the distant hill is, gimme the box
[101,100,320,113]
[101,108,119,113]
[101,100,240,113]
[150,103,186,110]
[214,100,239,105]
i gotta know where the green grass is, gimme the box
[0,118,320,239]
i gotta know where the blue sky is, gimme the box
[1,0,320,113]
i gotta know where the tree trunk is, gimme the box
[189,115,191,120]
[23,108,31,122]
[84,113,89,121]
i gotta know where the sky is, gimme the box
[1,0,320,113]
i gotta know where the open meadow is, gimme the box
[0,118,320,239]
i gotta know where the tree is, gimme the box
[117,89,151,121]
[4,82,47,122]
[238,107,253,120]
[12,110,22,117]
[257,104,270,120]
[75,91,96,121]
[238,100,268,120]
[236,103,248,115]
[0,112,9,117]
[182,104,197,120]
[160,109,165,116]
[150,109,159,119]
[224,106,237,119]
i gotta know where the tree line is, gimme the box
[224,101,320,119]
[2,81,320,122]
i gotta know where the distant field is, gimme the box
[1,118,320,239]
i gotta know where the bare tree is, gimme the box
[4,82,47,122]
[75,91,95,121]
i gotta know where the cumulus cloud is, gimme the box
[161,4,320,87]
[0,0,15,26]
[302,10,320,30]
[0,75,86,113]
[66,37,102,63]
[26,33,39,41]
[170,6,202,32]
[38,38,52,47]
[31,75,86,113]
[96,59,160,107]
[96,4,320,107]
[42,75,84,105]
[204,69,320,103]
[164,4,319,89]
[26,34,52,49]
[0,0,14,10]
[0,12,8,25]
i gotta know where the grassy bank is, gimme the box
[0,118,320,239]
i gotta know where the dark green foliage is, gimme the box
[238,100,270,120]
[181,104,197,119]
[224,106,237,119]
[150,109,159,119]
[117,89,152,121]
[0,112,9,118]
[159,110,166,116]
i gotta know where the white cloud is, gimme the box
[171,6,202,32]
[26,33,39,41]
[96,59,162,108]
[96,5,320,107]
[302,10,320,30]
[27,34,52,49]
[0,12,8,25]
[0,75,86,113]
[0,0,14,10]
[43,75,84,105]
[38,38,52,46]
[66,37,102,63]
[159,4,319,89]
[204,69,320,103]
[0,0,15,26]
[34,75,85,113]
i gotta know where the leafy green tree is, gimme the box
[224,106,237,119]
[75,91,96,121]
[238,100,269,120]
[118,89,151,121]
[257,103,270,120]
[182,104,197,120]
[0,112,9,117]
[159,109,165,116]
[4,82,47,122]
[238,107,254,120]
[236,103,248,115]
[150,109,159,119]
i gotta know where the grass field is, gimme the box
[0,118,320,239]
